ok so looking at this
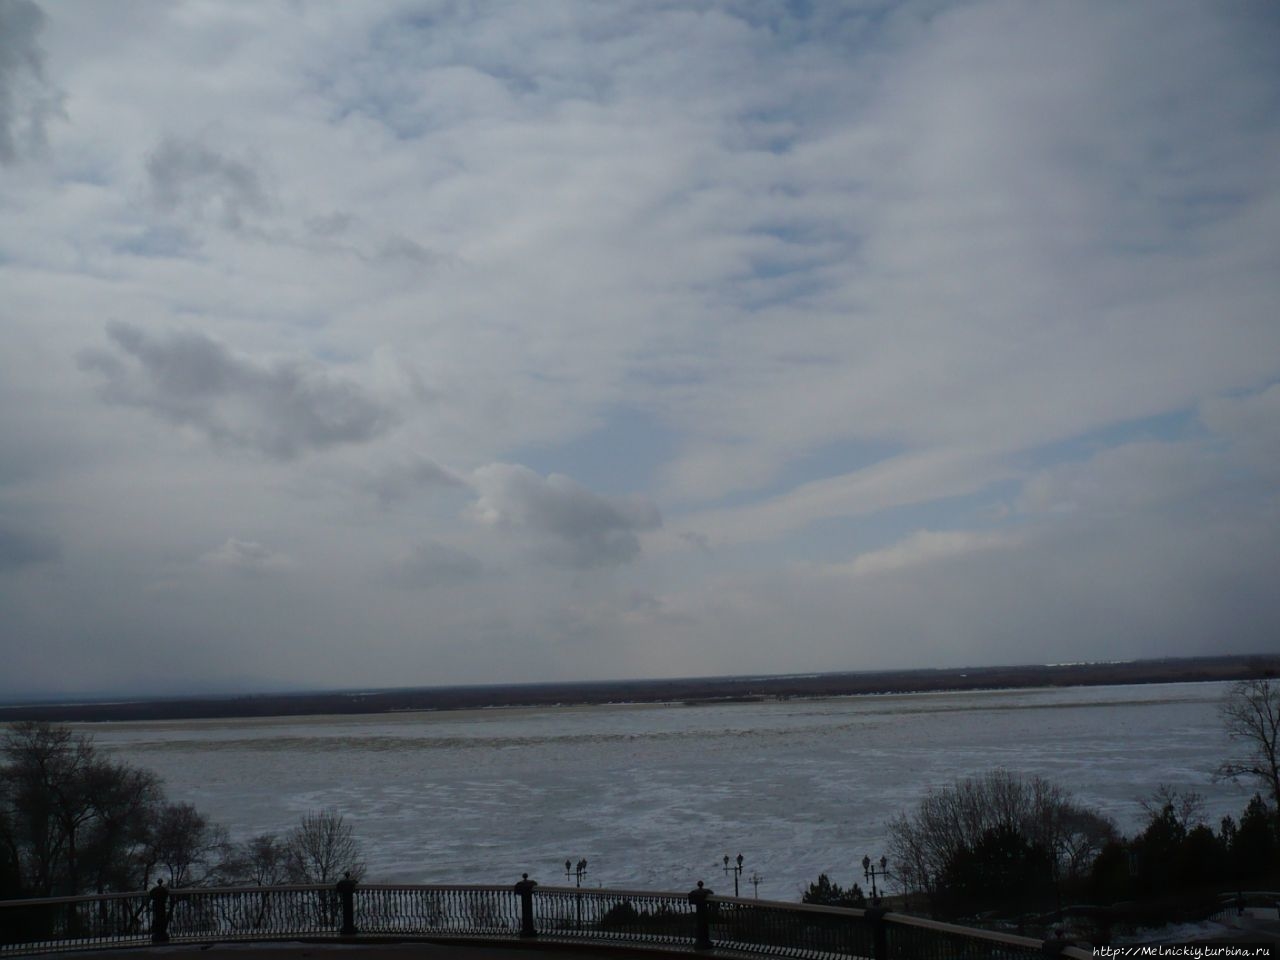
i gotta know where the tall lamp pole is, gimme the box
[565,858,588,929]
[564,859,588,887]
[862,855,893,905]
[723,853,744,897]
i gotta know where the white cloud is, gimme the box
[674,447,1014,548]
[825,529,1021,579]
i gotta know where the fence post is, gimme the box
[688,881,713,951]
[514,874,538,938]
[863,905,886,960]
[148,881,169,944]
[336,872,357,936]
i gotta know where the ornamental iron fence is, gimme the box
[0,878,1093,960]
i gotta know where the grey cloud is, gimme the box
[470,464,661,568]
[303,211,438,266]
[80,321,395,457]
[382,540,482,588]
[306,211,355,237]
[0,524,59,571]
[375,234,434,264]
[0,0,60,163]
[200,538,292,574]
[678,531,711,553]
[147,137,269,230]
[365,456,464,506]
[621,589,694,627]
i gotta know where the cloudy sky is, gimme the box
[2,0,1278,698]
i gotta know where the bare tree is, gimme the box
[220,833,291,886]
[284,809,365,884]
[1216,678,1280,816]
[887,768,1114,903]
[144,802,230,887]
[79,762,163,894]
[1054,804,1118,881]
[1138,785,1206,832]
[1,721,162,895]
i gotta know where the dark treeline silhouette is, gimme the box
[0,722,363,899]
[3,653,1276,723]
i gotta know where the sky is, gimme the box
[1,0,1278,698]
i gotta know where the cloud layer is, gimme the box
[0,0,1277,696]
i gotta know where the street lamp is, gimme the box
[862,855,892,905]
[565,858,588,929]
[723,853,744,897]
[565,858,588,887]
[748,872,764,899]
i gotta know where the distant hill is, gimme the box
[1,653,1275,723]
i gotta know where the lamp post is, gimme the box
[862,855,892,905]
[565,858,588,929]
[723,853,744,897]
[564,859,588,887]
[748,872,764,899]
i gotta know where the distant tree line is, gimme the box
[0,721,364,899]
[10,656,1274,725]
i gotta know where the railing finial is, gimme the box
[148,880,170,943]
[336,871,357,936]
[688,880,713,950]
[514,872,538,938]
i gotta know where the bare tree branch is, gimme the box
[284,808,365,884]
[1215,678,1280,816]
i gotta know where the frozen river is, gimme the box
[79,681,1245,899]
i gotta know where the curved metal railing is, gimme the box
[532,885,695,946]
[0,882,1093,960]
[1210,890,1280,922]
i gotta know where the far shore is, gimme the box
[1,653,1274,725]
